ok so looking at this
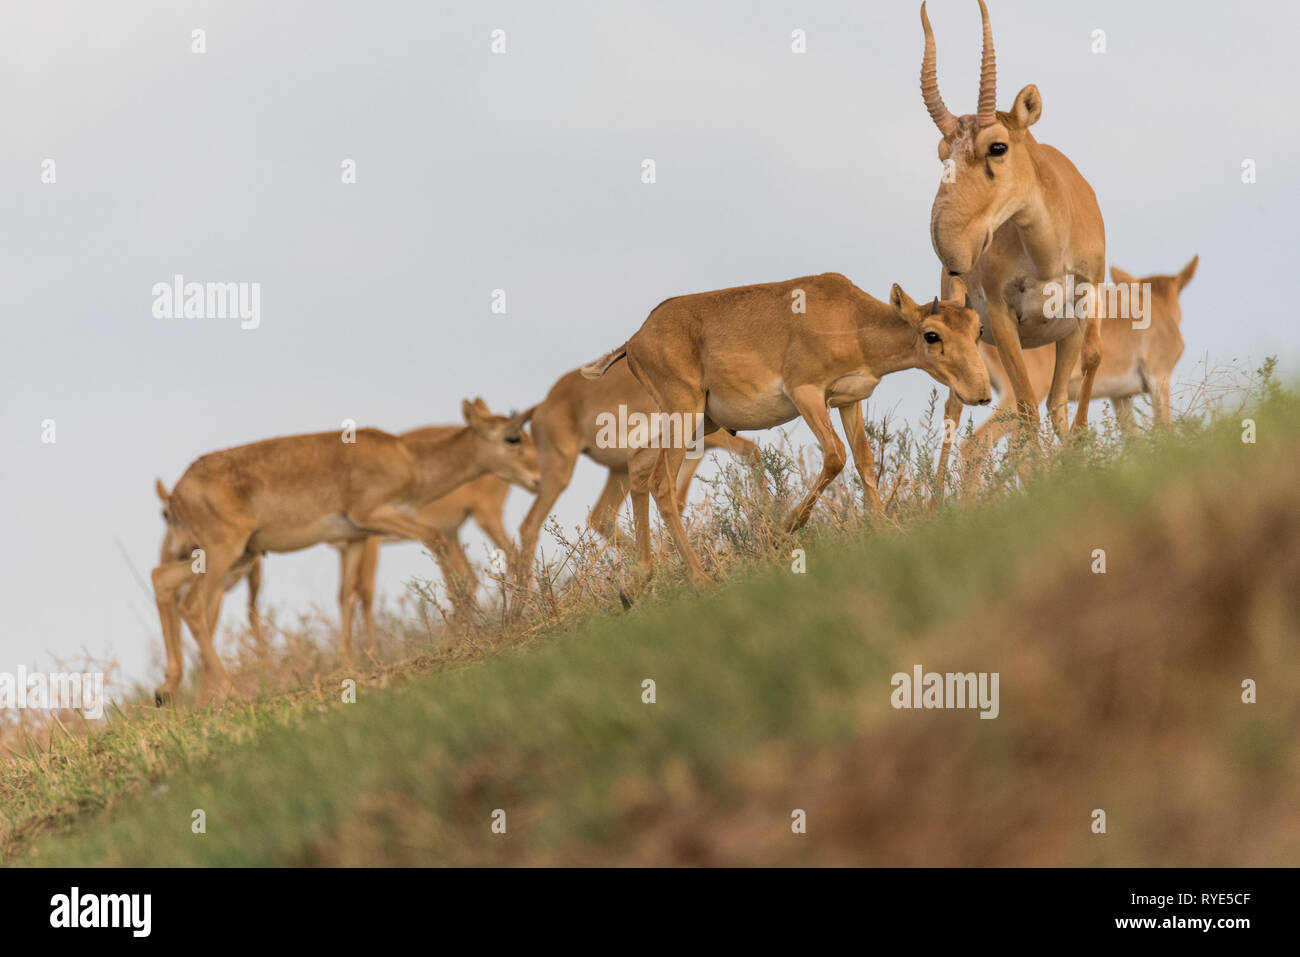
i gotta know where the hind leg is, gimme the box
[177,542,247,705]
[1072,314,1103,433]
[625,448,657,592]
[633,388,710,589]
[588,469,631,537]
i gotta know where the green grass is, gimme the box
[5,392,1297,866]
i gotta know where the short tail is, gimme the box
[580,342,628,379]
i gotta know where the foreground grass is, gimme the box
[5,394,1297,865]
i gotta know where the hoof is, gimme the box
[154,688,173,708]
[618,588,633,611]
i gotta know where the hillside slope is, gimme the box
[8,396,1298,866]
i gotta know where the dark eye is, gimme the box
[988,142,1008,157]
[979,324,985,339]
[505,434,522,445]
[923,332,941,344]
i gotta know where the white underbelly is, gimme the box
[1016,313,1082,350]
[1072,369,1145,401]
[248,514,365,553]
[706,385,798,431]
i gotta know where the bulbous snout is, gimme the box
[956,371,993,407]
[930,198,994,278]
[949,346,993,408]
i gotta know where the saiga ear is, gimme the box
[462,398,487,432]
[1010,84,1042,128]
[1110,265,1136,287]
[1177,254,1199,291]
[155,478,170,506]
[890,283,923,327]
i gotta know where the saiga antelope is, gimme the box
[156,466,518,662]
[516,360,761,594]
[155,477,263,637]
[151,399,538,705]
[581,273,990,589]
[919,1,1107,482]
[970,256,1198,473]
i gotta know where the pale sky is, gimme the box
[2,0,1295,690]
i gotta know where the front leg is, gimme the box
[336,540,367,668]
[347,504,469,617]
[985,297,1040,434]
[934,389,965,505]
[837,401,883,517]
[784,385,847,533]
[1047,326,1084,441]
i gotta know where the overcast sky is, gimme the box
[2,0,1295,690]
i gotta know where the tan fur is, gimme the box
[516,361,762,593]
[150,400,538,705]
[583,273,990,589]
[182,434,522,661]
[969,257,1197,474]
[921,1,1107,484]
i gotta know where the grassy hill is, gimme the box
[3,388,1296,866]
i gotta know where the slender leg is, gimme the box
[177,541,246,705]
[988,299,1041,435]
[336,540,366,668]
[962,396,1018,495]
[670,456,705,514]
[431,532,479,620]
[471,503,515,561]
[346,504,465,624]
[152,559,196,705]
[934,389,965,502]
[588,469,631,537]
[626,448,657,587]
[1111,395,1136,432]
[354,537,380,656]
[837,401,884,517]
[245,555,264,646]
[783,385,847,533]
[1155,376,1172,426]
[1072,313,1103,432]
[1047,327,1085,441]
[516,440,579,593]
[628,382,710,588]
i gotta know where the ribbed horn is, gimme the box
[976,0,997,127]
[920,3,957,136]
[930,297,939,315]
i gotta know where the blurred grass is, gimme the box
[4,386,1297,866]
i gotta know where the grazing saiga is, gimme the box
[919,1,1107,483]
[581,273,990,589]
[156,465,520,663]
[155,477,264,639]
[151,400,538,705]
[516,360,761,593]
[970,257,1198,472]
